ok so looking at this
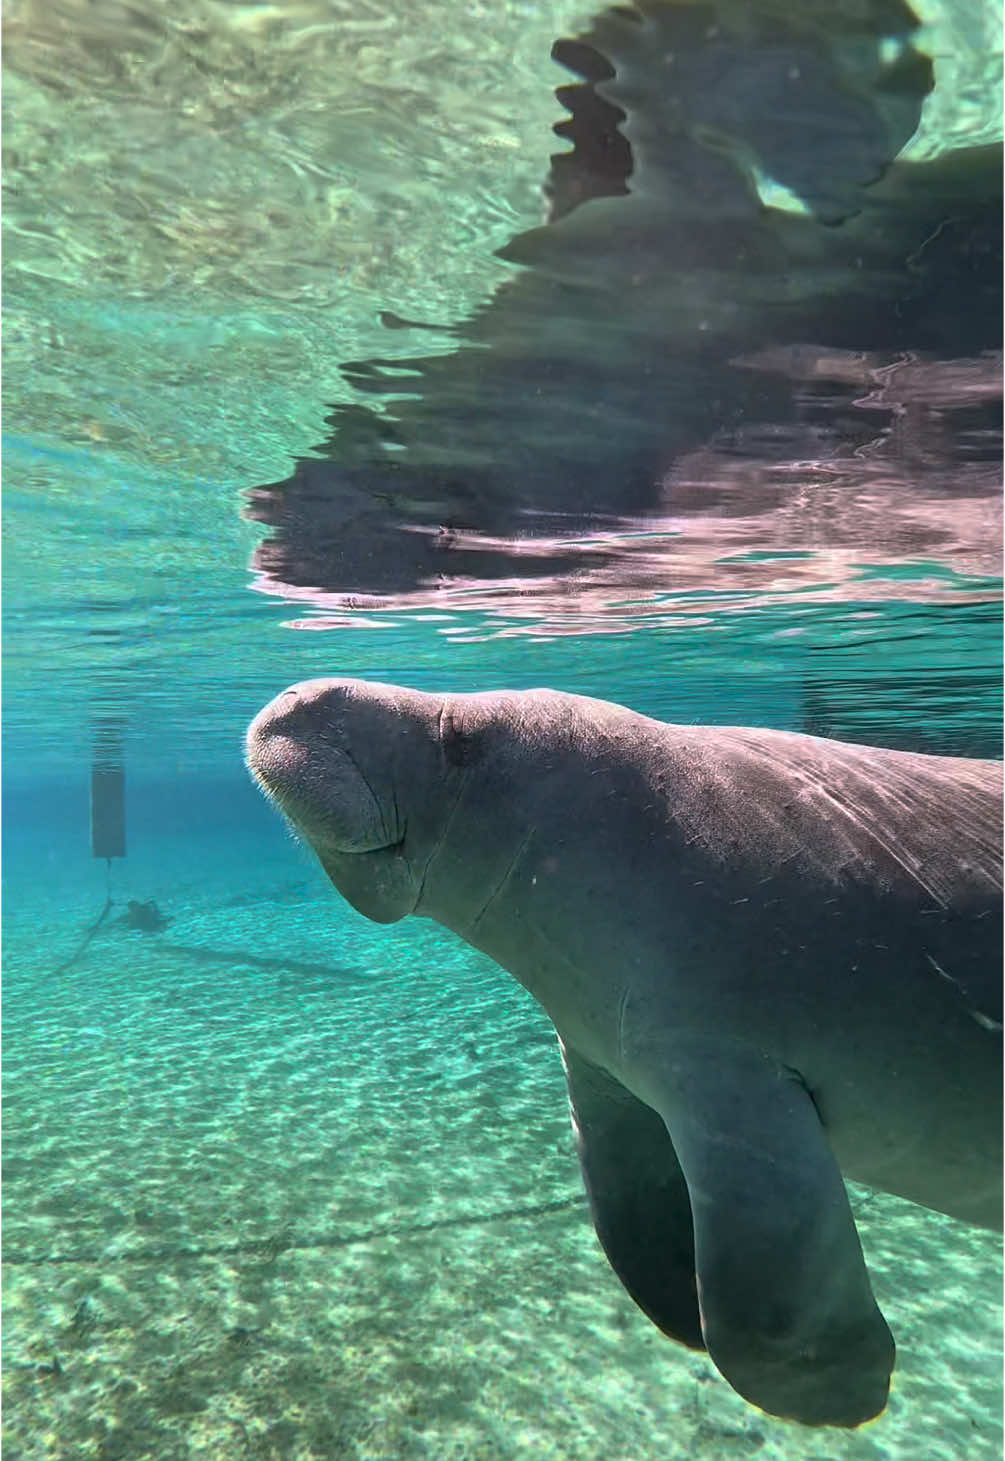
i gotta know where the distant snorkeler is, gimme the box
[117,899,172,934]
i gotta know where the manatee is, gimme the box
[245,678,1003,1427]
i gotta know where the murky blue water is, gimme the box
[3,0,1001,1456]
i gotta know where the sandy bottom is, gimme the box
[3,842,1002,1461]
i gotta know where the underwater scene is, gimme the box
[3,0,1002,1458]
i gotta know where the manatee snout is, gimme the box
[245,682,326,794]
[246,679,389,853]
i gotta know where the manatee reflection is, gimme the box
[245,0,1002,624]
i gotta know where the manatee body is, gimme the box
[246,679,1002,1427]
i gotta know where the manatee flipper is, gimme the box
[561,1041,702,1349]
[644,1034,895,1426]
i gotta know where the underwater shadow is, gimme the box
[156,942,371,985]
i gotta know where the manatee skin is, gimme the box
[246,679,1003,1427]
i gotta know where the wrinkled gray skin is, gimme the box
[246,679,1002,1428]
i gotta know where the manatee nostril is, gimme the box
[248,687,304,747]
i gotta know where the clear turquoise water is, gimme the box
[4,613,1002,1460]
[3,1,1002,1456]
